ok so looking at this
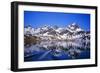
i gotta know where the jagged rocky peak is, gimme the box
[25,24,32,28]
[41,25,51,30]
[42,25,49,28]
[53,25,59,29]
[67,23,83,32]
[72,22,76,25]
[24,23,90,41]
[68,23,79,30]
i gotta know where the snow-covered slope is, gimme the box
[24,23,90,41]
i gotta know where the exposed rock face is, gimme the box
[24,23,90,42]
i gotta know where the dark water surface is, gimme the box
[24,40,90,62]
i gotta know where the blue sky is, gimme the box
[24,11,90,31]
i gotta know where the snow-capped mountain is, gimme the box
[67,23,83,32]
[24,23,90,41]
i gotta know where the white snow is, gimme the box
[56,28,64,33]
[24,23,90,40]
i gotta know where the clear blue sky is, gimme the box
[24,11,90,31]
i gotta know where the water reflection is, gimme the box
[24,40,90,62]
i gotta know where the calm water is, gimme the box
[24,40,90,62]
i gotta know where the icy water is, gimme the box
[24,40,90,62]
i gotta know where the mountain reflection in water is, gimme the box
[24,40,90,62]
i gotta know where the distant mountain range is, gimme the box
[24,23,90,41]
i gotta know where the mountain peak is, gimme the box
[25,24,33,28]
[68,23,79,29]
[71,22,76,26]
[24,23,90,41]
